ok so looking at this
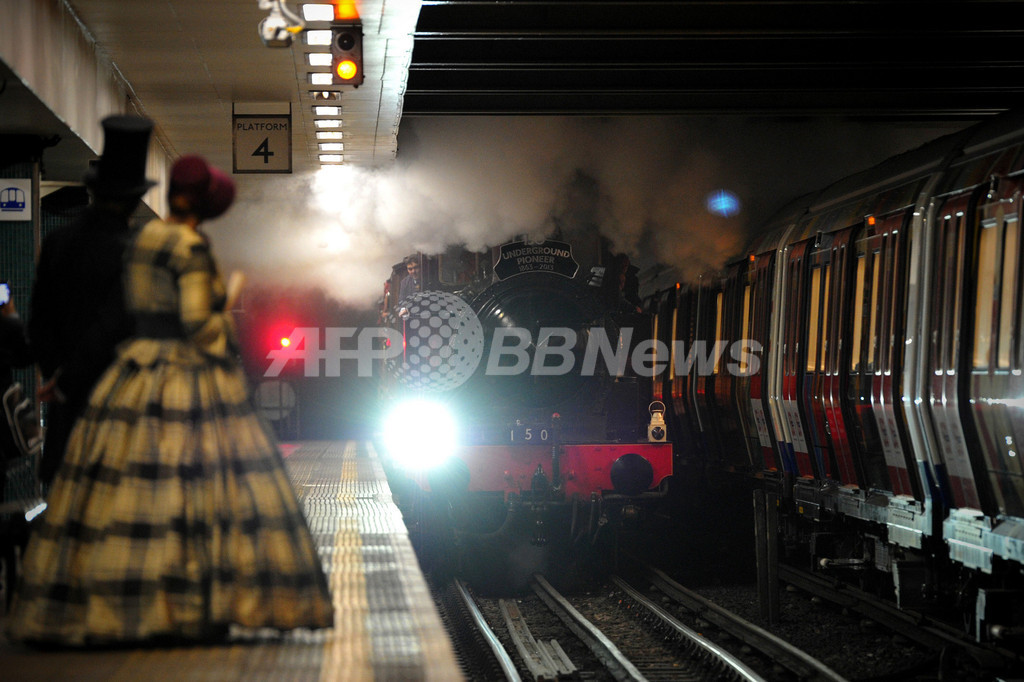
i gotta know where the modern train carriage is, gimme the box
[376,239,674,586]
[662,110,1024,643]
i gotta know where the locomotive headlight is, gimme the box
[381,399,458,470]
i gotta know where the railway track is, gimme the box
[437,572,846,681]
[627,564,847,682]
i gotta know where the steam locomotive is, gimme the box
[662,109,1024,645]
[376,241,674,584]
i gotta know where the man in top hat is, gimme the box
[29,114,156,484]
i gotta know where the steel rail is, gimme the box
[638,564,849,682]
[453,578,522,682]
[530,573,648,682]
[611,575,768,682]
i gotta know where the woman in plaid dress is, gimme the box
[8,156,333,645]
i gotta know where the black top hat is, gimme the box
[83,115,157,197]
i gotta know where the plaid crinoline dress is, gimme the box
[8,219,334,645]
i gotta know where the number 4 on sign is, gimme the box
[252,138,274,164]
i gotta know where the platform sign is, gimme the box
[233,113,292,173]
[0,179,31,221]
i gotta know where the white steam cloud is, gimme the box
[206,116,963,306]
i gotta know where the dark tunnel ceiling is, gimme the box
[404,0,1024,119]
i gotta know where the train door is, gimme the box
[742,252,781,471]
[711,262,755,470]
[968,178,1024,517]
[847,226,888,489]
[846,214,918,497]
[692,276,725,464]
[819,227,861,486]
[871,212,920,499]
[928,193,987,511]
[767,242,799,477]
[802,233,843,483]
[670,284,704,458]
[781,239,817,478]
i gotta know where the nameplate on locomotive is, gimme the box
[494,240,579,280]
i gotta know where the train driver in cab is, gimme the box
[399,255,421,302]
[397,255,421,318]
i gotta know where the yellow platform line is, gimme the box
[319,441,373,682]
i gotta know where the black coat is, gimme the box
[0,313,31,394]
[398,274,420,303]
[28,205,135,481]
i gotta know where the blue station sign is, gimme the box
[0,179,31,221]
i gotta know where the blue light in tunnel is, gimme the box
[706,189,741,217]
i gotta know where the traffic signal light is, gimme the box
[331,23,364,87]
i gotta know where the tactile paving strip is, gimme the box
[291,441,461,681]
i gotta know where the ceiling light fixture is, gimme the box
[301,4,335,21]
[306,29,332,45]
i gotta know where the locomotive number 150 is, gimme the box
[510,425,550,443]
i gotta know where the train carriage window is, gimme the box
[670,303,682,386]
[821,265,831,373]
[936,212,966,372]
[877,237,889,371]
[885,225,909,375]
[930,217,948,372]
[760,264,774,341]
[714,291,724,375]
[828,247,845,376]
[785,254,803,377]
[868,250,881,374]
[951,216,967,371]
[740,284,752,375]
[974,219,998,369]
[851,252,866,373]
[437,246,488,285]
[750,260,774,375]
[671,292,684,390]
[998,213,1019,369]
[807,266,822,373]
